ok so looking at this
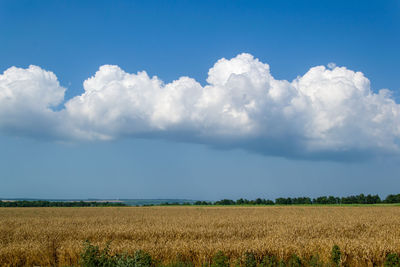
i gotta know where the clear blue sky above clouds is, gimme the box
[0,0,399,200]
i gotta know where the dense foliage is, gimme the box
[186,193,400,206]
[0,200,126,207]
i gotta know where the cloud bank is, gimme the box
[1,53,399,160]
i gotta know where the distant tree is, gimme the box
[236,198,245,205]
[385,194,400,203]
[215,199,235,205]
[276,198,291,205]
[255,198,263,205]
[292,197,312,205]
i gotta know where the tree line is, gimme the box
[187,193,400,206]
[0,200,126,207]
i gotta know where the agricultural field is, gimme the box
[1,206,400,266]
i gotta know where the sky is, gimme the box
[0,0,399,200]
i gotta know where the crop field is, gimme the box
[1,206,400,266]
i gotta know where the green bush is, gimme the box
[80,241,115,267]
[286,254,301,267]
[331,245,341,266]
[308,254,323,267]
[133,250,152,267]
[211,251,229,267]
[260,255,279,267]
[114,253,136,267]
[243,252,257,267]
[385,253,400,267]
[80,241,153,267]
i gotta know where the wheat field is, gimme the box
[0,206,400,266]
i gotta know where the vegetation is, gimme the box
[80,241,153,267]
[384,194,400,204]
[211,251,229,267]
[79,242,400,267]
[205,193,397,206]
[384,253,400,267]
[162,193,400,206]
[1,206,400,266]
[330,245,341,267]
[0,200,126,207]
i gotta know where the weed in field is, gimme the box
[115,253,136,267]
[211,251,229,267]
[308,254,324,267]
[134,250,153,267]
[286,254,302,267]
[330,245,341,267]
[80,241,115,267]
[385,253,400,267]
[259,255,279,267]
[243,252,257,267]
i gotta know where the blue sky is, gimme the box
[0,0,399,200]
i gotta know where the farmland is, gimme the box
[1,206,400,266]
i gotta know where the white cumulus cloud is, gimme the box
[1,53,399,160]
[0,65,66,139]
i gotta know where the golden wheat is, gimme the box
[0,206,399,266]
